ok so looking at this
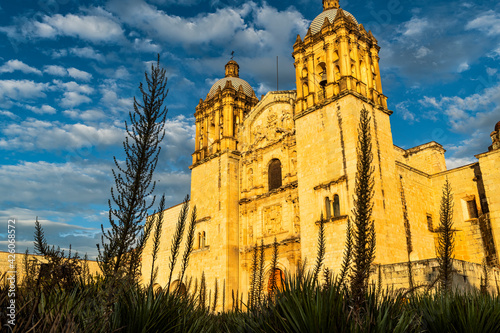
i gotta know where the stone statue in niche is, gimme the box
[266,112,279,141]
[263,205,283,235]
[279,110,294,132]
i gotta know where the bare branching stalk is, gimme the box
[257,239,265,305]
[98,55,168,282]
[350,106,376,305]
[249,242,259,308]
[313,213,326,284]
[339,217,353,285]
[199,271,206,310]
[150,194,166,286]
[437,178,455,293]
[212,278,218,312]
[268,237,279,299]
[167,196,189,292]
[178,206,197,290]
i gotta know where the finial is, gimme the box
[323,0,339,11]
[225,57,239,78]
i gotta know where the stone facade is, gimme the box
[141,0,500,306]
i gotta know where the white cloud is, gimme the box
[487,67,498,76]
[0,110,18,119]
[0,59,42,75]
[415,46,431,59]
[25,104,57,115]
[445,157,477,169]
[2,13,124,43]
[99,80,133,113]
[420,83,500,158]
[45,13,124,42]
[466,10,500,36]
[70,47,106,62]
[63,109,107,121]
[395,101,417,123]
[132,38,161,52]
[44,65,67,76]
[401,17,429,37]
[60,92,92,108]
[0,206,104,258]
[53,80,94,108]
[107,0,307,56]
[44,66,92,81]
[67,68,92,81]
[0,80,49,101]
[0,118,124,151]
[0,161,112,207]
[457,62,470,73]
[108,0,245,44]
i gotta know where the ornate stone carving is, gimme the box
[263,204,283,235]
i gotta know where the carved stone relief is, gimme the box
[263,204,283,235]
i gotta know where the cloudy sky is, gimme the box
[0,0,499,259]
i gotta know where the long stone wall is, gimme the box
[0,251,101,284]
[372,258,500,294]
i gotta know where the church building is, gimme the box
[141,0,500,299]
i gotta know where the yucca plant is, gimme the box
[412,290,500,333]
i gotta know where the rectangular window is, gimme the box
[426,214,433,232]
[467,199,478,219]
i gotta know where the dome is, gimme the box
[207,59,255,99]
[207,77,255,99]
[309,8,358,35]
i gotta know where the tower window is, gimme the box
[333,194,341,217]
[426,214,433,232]
[268,159,282,191]
[202,231,206,248]
[325,197,332,220]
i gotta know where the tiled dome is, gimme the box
[309,8,358,35]
[207,77,254,99]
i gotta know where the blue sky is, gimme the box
[0,0,499,259]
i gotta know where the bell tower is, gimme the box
[293,1,407,271]
[189,59,258,302]
[192,59,258,165]
[293,2,387,114]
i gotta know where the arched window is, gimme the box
[202,231,206,248]
[197,232,202,249]
[268,159,282,191]
[302,83,309,96]
[325,197,332,220]
[333,194,340,217]
[360,62,368,83]
[334,65,341,82]
[316,62,327,87]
